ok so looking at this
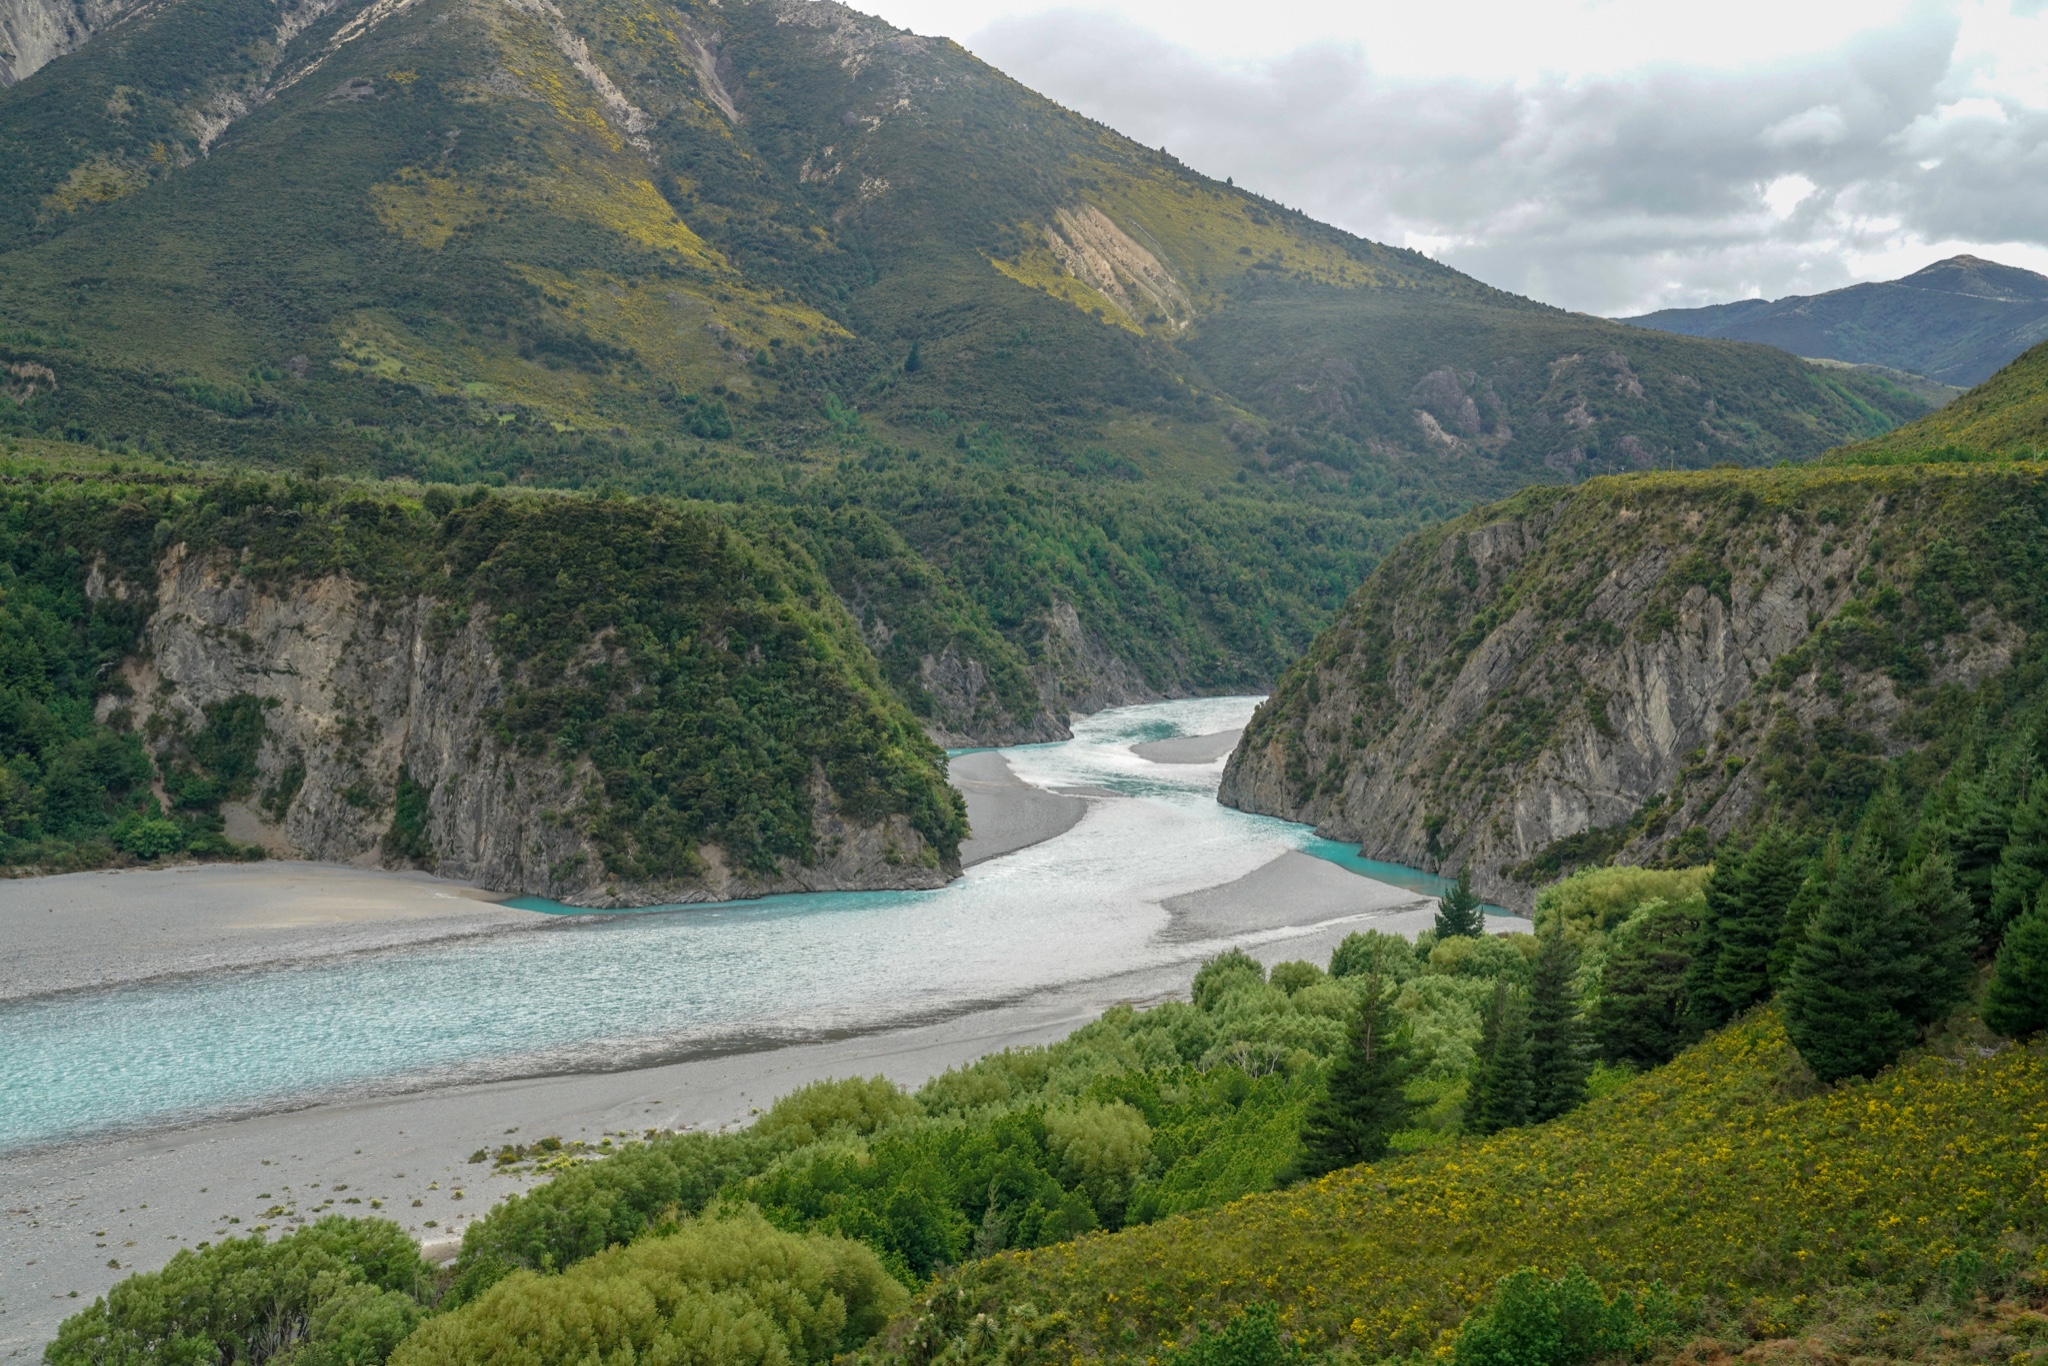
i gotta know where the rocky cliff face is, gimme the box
[0,0,137,85]
[1220,464,2046,909]
[99,545,953,906]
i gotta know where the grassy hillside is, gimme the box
[0,438,961,878]
[897,1008,2047,1365]
[0,0,1936,732]
[1832,339,2048,463]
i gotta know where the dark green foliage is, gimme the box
[381,766,432,865]
[1989,778,2048,942]
[444,1129,766,1307]
[1782,836,1920,1082]
[1590,897,1699,1068]
[1525,931,1589,1123]
[1770,846,1834,989]
[1328,929,1418,983]
[1192,949,1268,1010]
[1168,1303,1301,1366]
[1983,890,2048,1038]
[1894,853,1978,1027]
[1435,865,1485,938]
[1452,1265,1673,1366]
[44,1218,431,1366]
[1296,978,1416,1177]
[394,1212,906,1366]
[1950,745,2031,928]
[1687,828,1805,1030]
[1466,981,1533,1135]
[156,694,270,813]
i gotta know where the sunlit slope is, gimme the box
[896,1012,2048,1365]
[1832,339,2048,463]
[0,0,1929,474]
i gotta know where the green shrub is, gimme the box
[1452,1265,1672,1366]
[1168,1303,1300,1366]
[753,1076,923,1145]
[45,1218,430,1366]
[394,1212,905,1366]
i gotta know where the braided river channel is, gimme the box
[0,697,1466,1154]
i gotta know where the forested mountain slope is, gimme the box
[1626,255,2048,387]
[0,439,961,901]
[0,0,1935,737]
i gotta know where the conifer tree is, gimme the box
[1983,889,2048,1039]
[1768,841,1836,988]
[1989,778,2048,943]
[1297,975,1418,1176]
[1590,897,1697,1068]
[1681,842,1743,1030]
[1526,929,1590,1122]
[1435,865,1485,939]
[1894,852,1978,1028]
[1782,836,1918,1082]
[1954,743,2034,930]
[1687,828,1804,1031]
[1466,981,1533,1135]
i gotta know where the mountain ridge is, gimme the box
[1624,254,2048,386]
[0,0,1938,742]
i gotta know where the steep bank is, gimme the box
[1221,459,2048,908]
[0,462,964,902]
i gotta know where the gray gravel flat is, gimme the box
[0,863,533,1004]
[1130,727,1243,764]
[952,750,1088,866]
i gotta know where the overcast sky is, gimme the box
[858,0,2048,316]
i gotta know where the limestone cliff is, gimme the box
[0,0,137,85]
[97,546,954,906]
[1220,463,2048,909]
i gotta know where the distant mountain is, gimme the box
[0,0,1937,740]
[1623,256,2048,386]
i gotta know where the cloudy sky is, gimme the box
[859,0,2048,317]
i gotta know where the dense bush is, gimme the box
[393,1213,903,1366]
[1451,1266,1672,1366]
[45,1218,431,1366]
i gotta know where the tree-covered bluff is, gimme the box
[0,443,961,900]
[1222,456,2048,909]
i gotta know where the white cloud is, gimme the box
[1762,106,1850,147]
[1763,174,1818,218]
[886,0,2048,314]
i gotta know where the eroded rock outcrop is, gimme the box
[1221,464,2045,909]
[100,545,955,907]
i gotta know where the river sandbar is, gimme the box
[952,751,1089,866]
[1130,727,1243,764]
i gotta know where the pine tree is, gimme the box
[1983,889,2048,1039]
[1782,836,1918,1083]
[1954,742,2034,932]
[1735,827,1806,989]
[1681,842,1743,1031]
[1768,840,1836,989]
[1466,980,1533,1135]
[1526,929,1590,1122]
[1989,778,2048,943]
[1590,897,1697,1068]
[1297,976,1418,1176]
[1435,865,1485,939]
[1894,853,1978,1028]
